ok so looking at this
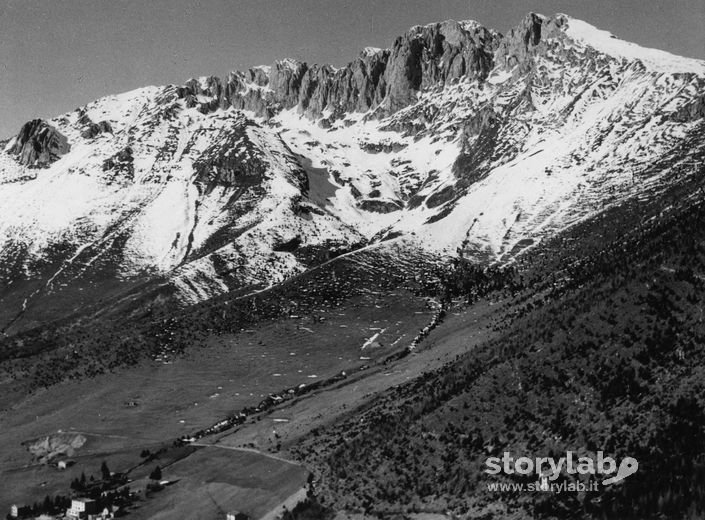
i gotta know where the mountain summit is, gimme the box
[1,13,704,333]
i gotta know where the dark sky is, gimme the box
[1,0,703,138]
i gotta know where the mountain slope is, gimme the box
[290,149,705,519]
[2,12,705,520]
[1,13,704,336]
[0,87,364,332]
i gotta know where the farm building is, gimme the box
[66,498,99,519]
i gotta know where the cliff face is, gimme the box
[381,20,498,114]
[176,19,501,122]
[494,12,546,71]
[7,119,70,167]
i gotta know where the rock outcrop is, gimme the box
[174,19,500,121]
[494,13,546,71]
[673,91,705,122]
[8,119,70,167]
[81,120,113,139]
[191,118,276,191]
[381,20,498,114]
[102,146,134,181]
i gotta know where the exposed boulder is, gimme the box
[76,111,93,126]
[358,199,403,213]
[359,140,407,153]
[273,235,303,252]
[672,92,705,122]
[425,185,456,208]
[8,119,70,167]
[102,146,134,181]
[81,120,113,139]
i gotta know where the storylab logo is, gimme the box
[484,451,638,492]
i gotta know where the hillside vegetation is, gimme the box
[293,170,705,519]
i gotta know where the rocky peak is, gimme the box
[171,18,501,122]
[7,119,70,167]
[380,19,499,114]
[167,12,704,126]
[269,59,309,108]
[494,13,547,71]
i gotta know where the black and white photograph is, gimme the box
[1,1,704,518]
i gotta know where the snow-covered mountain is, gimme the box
[1,13,704,333]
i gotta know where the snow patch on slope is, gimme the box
[561,15,705,74]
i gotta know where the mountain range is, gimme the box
[1,12,705,520]
[1,12,703,335]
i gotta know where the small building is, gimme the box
[67,498,99,519]
[97,507,114,520]
[9,504,18,518]
[57,460,68,470]
[226,512,249,520]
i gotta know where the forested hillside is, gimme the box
[293,169,705,519]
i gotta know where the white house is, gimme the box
[66,498,99,519]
